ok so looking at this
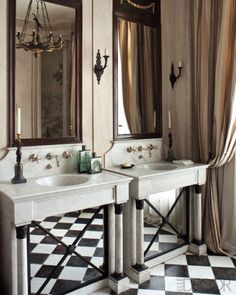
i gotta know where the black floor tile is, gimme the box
[139,275,165,290]
[83,268,103,281]
[35,265,63,278]
[52,245,67,255]
[191,278,220,294]
[159,242,184,252]
[41,236,59,245]
[50,279,82,294]
[30,253,49,264]
[67,255,91,267]
[87,224,103,231]
[212,267,236,280]
[75,218,92,224]
[94,247,104,257]
[30,228,46,235]
[65,230,81,237]
[186,254,210,266]
[64,211,80,217]
[54,223,73,230]
[43,216,62,222]
[78,238,100,247]
[165,264,189,277]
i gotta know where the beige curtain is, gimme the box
[193,0,236,255]
[119,19,142,133]
[118,19,157,134]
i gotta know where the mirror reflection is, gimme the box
[115,17,162,138]
[15,0,76,138]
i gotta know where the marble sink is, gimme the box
[138,162,177,171]
[36,174,89,187]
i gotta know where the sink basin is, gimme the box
[138,163,177,171]
[36,174,89,187]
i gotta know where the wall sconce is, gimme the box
[169,61,183,90]
[94,49,109,84]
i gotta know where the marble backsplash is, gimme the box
[104,138,164,168]
[0,144,83,181]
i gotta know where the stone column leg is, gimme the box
[193,185,203,244]
[189,185,207,255]
[16,225,29,295]
[114,204,124,277]
[133,200,147,271]
[109,204,129,294]
[108,204,115,275]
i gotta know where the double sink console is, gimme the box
[0,142,208,294]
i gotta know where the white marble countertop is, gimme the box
[104,162,209,180]
[0,171,132,203]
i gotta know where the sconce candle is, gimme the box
[178,61,182,67]
[17,107,21,134]
[168,111,171,129]
[105,49,109,56]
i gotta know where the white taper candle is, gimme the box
[168,111,171,129]
[17,107,21,134]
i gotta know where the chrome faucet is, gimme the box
[45,153,60,167]
[29,154,41,163]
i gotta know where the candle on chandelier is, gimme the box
[105,49,109,56]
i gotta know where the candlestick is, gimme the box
[168,111,171,129]
[11,134,27,184]
[17,107,21,135]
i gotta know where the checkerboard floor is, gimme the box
[30,210,236,295]
[30,208,105,295]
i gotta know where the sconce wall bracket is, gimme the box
[169,62,183,90]
[94,49,109,84]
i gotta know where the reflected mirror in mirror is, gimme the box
[114,16,162,139]
[9,0,82,146]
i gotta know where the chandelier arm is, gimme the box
[43,1,53,34]
[21,0,33,42]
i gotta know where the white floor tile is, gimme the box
[58,217,77,223]
[90,256,104,267]
[217,279,236,295]
[188,265,215,279]
[49,229,68,237]
[83,231,103,239]
[159,234,177,243]
[165,276,192,293]
[30,264,42,277]
[30,235,45,244]
[165,254,188,265]
[208,256,235,268]
[61,237,77,245]
[138,290,165,295]
[75,246,96,257]
[144,227,157,235]
[40,221,57,229]
[30,277,56,294]
[150,264,165,276]
[44,254,64,266]
[32,243,57,254]
[59,266,87,281]
[70,223,87,231]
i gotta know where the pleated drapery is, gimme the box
[192,0,236,255]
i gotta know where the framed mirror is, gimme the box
[8,0,82,146]
[113,0,162,140]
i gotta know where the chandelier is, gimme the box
[16,0,64,57]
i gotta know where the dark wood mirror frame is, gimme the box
[8,0,82,146]
[113,0,162,140]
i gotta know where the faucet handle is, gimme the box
[46,153,54,160]
[127,146,136,153]
[29,154,41,163]
[62,151,73,159]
